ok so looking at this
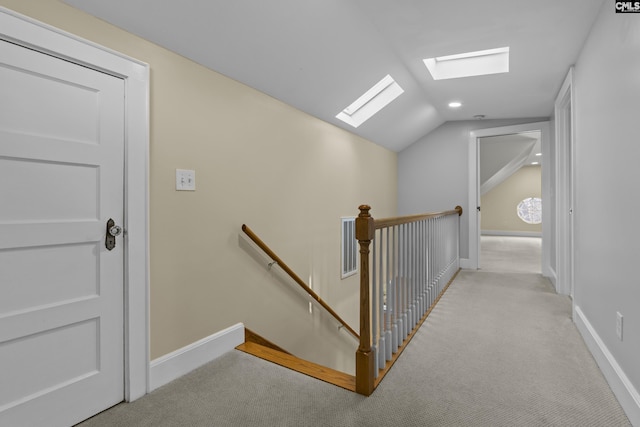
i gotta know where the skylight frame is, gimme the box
[336,74,404,128]
[424,47,510,81]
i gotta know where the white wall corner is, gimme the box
[574,306,640,426]
[149,323,245,392]
[544,267,557,288]
[459,258,473,269]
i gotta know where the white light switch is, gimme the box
[176,169,196,191]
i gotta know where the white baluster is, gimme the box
[385,227,393,362]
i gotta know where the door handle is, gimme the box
[105,218,122,251]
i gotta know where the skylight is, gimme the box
[424,47,510,80]
[336,75,404,128]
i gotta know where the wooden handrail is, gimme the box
[241,224,359,340]
[373,205,463,229]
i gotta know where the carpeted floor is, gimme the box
[78,236,630,426]
[480,235,542,273]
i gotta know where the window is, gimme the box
[341,217,358,278]
[423,47,510,80]
[336,74,404,128]
[517,197,542,224]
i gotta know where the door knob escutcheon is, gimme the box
[105,218,122,250]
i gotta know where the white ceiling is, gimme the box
[63,0,604,152]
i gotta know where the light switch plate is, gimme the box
[176,169,196,191]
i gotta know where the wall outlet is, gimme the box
[616,311,623,341]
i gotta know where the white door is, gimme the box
[0,38,125,427]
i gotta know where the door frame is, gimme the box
[0,8,150,401]
[554,68,575,297]
[467,121,552,277]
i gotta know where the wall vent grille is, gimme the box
[341,217,358,279]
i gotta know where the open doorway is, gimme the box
[467,121,552,279]
[479,132,542,273]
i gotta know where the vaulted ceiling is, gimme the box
[63,0,604,152]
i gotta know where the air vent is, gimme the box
[341,217,358,279]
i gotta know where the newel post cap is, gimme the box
[358,205,372,217]
[356,205,375,241]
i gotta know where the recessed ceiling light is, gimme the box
[448,102,462,108]
[535,152,542,156]
[424,47,510,80]
[336,74,404,128]
[531,162,539,165]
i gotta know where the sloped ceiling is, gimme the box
[63,0,604,152]
[480,133,540,195]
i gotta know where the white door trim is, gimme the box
[467,121,551,275]
[554,68,575,297]
[0,8,150,401]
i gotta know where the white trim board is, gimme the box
[574,306,640,426]
[0,7,150,401]
[481,230,542,237]
[149,324,245,391]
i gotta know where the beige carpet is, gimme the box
[78,236,630,426]
[480,235,542,273]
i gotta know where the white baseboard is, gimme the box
[481,230,542,237]
[574,306,640,426]
[149,323,245,391]
[459,258,472,269]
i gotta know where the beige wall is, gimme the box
[481,165,541,234]
[2,0,397,362]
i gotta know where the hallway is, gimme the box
[78,237,629,426]
[480,235,541,273]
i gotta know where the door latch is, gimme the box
[105,218,122,251]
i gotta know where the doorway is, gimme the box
[479,132,542,272]
[467,121,552,279]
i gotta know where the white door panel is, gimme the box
[0,49,100,143]
[0,157,99,222]
[0,242,99,313]
[0,37,125,427]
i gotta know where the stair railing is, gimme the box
[355,205,463,395]
[241,224,359,340]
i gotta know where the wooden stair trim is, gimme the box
[236,341,356,392]
[244,328,292,355]
[373,268,460,388]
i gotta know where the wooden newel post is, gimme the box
[355,205,375,396]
